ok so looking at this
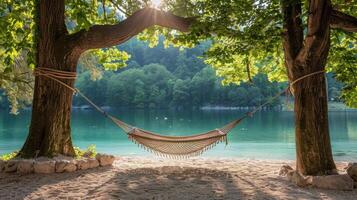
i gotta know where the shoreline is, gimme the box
[1,156,356,199]
[16,102,356,112]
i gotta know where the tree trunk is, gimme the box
[283,0,336,175]
[292,67,336,175]
[19,0,78,158]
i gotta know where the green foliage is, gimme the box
[0,55,33,114]
[328,33,357,107]
[71,37,347,109]
[73,38,288,109]
[161,0,357,107]
[0,0,36,67]
[74,145,97,159]
[0,1,35,113]
[0,151,18,161]
[92,48,131,70]
[0,0,355,111]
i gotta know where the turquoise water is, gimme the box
[0,109,356,161]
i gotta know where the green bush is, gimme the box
[74,144,97,159]
[0,151,18,161]
[0,146,97,160]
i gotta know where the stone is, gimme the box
[17,159,34,174]
[36,157,52,161]
[56,160,77,173]
[96,154,115,166]
[87,158,99,169]
[310,174,354,191]
[53,155,75,161]
[77,159,91,170]
[279,165,294,176]
[286,170,310,187]
[82,151,95,158]
[0,160,5,172]
[346,163,357,182]
[4,160,19,173]
[34,160,56,174]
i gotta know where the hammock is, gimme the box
[33,67,325,158]
[109,115,243,158]
[76,87,246,158]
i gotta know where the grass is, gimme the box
[0,151,18,161]
[0,145,97,161]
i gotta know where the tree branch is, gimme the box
[69,7,195,51]
[330,9,357,32]
[295,0,332,72]
[281,0,304,79]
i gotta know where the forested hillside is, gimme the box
[71,38,343,109]
[0,37,345,111]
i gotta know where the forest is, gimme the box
[74,38,343,109]
[1,37,343,110]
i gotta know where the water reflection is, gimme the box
[0,109,356,161]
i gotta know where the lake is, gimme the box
[0,109,356,161]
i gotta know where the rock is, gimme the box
[77,159,91,170]
[4,160,19,173]
[310,174,354,191]
[53,155,75,161]
[34,160,56,174]
[87,158,99,169]
[82,151,95,158]
[96,154,115,166]
[346,163,357,182]
[279,165,294,176]
[36,157,52,161]
[0,160,5,172]
[287,170,310,187]
[56,160,77,173]
[17,159,34,174]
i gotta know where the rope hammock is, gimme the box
[33,67,325,158]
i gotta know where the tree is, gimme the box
[190,67,216,106]
[180,0,356,175]
[278,0,356,175]
[171,78,191,108]
[4,0,193,158]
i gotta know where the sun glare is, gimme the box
[151,0,162,8]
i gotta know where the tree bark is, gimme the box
[19,1,193,158]
[19,0,80,158]
[330,10,357,32]
[283,0,336,175]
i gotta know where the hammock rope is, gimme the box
[33,67,325,158]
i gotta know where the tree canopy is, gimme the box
[72,38,286,109]
[1,0,356,113]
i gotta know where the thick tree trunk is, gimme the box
[292,67,336,175]
[283,0,336,175]
[19,0,78,158]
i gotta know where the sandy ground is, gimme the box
[0,157,356,200]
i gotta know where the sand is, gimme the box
[0,156,356,200]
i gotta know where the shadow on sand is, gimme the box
[0,165,356,199]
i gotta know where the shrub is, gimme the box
[74,145,97,159]
[0,151,18,161]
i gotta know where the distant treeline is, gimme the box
[0,38,344,110]
[71,39,343,109]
